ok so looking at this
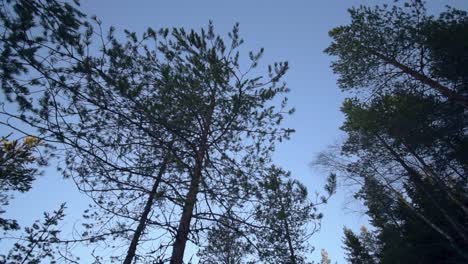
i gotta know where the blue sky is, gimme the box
[4,0,468,263]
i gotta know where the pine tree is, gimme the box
[0,204,78,264]
[253,167,335,264]
[30,20,294,262]
[320,1,468,263]
[197,210,254,264]
[0,0,85,110]
[325,0,468,107]
[343,227,377,264]
[0,0,88,237]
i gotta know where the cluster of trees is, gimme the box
[1,0,467,263]
[0,0,334,263]
[317,0,468,263]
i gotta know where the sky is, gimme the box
[3,0,468,263]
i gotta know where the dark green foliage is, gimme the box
[29,18,297,262]
[0,1,327,262]
[322,1,468,263]
[252,168,335,264]
[197,167,334,264]
[343,227,377,264]
[0,0,84,110]
[325,0,468,106]
[197,211,254,264]
[325,1,426,93]
[0,0,83,249]
[1,0,306,259]
[424,8,468,90]
[337,94,468,263]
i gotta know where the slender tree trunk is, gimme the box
[170,150,204,264]
[404,144,468,216]
[123,156,169,264]
[369,146,468,260]
[376,135,468,259]
[394,194,468,261]
[280,201,297,264]
[170,92,215,264]
[369,49,468,107]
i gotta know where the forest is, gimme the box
[0,0,467,263]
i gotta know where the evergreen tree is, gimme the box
[320,1,468,263]
[0,204,79,264]
[0,0,85,110]
[28,20,295,262]
[3,1,298,261]
[197,210,254,264]
[253,167,335,264]
[325,0,468,107]
[343,227,378,264]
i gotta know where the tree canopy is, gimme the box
[1,0,467,263]
[320,1,468,263]
[0,0,331,263]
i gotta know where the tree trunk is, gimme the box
[281,202,297,264]
[369,49,468,107]
[123,156,169,264]
[404,144,468,216]
[170,92,215,264]
[169,151,204,264]
[376,135,468,260]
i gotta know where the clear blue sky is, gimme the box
[4,0,468,263]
